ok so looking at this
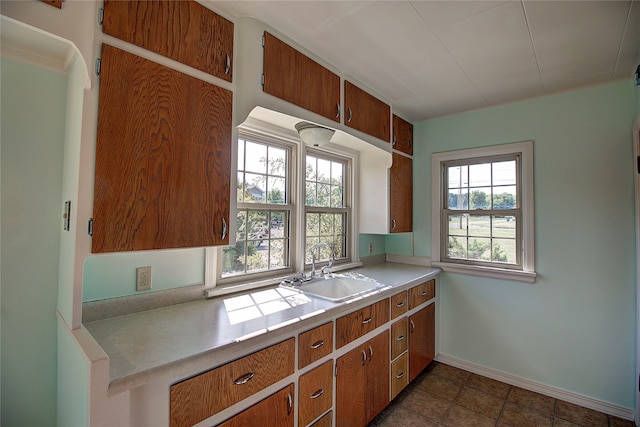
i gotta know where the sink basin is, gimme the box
[284,275,385,302]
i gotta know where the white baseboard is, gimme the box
[436,354,635,422]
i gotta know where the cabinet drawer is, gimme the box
[310,411,332,427]
[299,360,333,427]
[170,338,295,427]
[336,299,390,348]
[299,322,333,369]
[390,353,408,400]
[409,279,435,310]
[216,383,295,427]
[390,318,408,360]
[390,291,408,319]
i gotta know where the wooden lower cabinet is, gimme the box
[336,330,389,427]
[310,411,332,427]
[299,360,333,427]
[409,303,435,382]
[216,383,295,427]
[390,353,408,400]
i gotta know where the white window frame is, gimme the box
[205,124,359,298]
[431,140,536,283]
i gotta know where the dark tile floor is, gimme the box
[369,362,636,427]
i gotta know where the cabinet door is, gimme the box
[102,0,234,81]
[344,81,390,142]
[217,383,295,427]
[335,345,367,427]
[299,360,333,427]
[263,32,340,122]
[364,330,390,423]
[392,114,413,155]
[409,304,435,382]
[93,44,232,252]
[389,152,413,233]
[299,322,333,369]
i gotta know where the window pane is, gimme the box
[270,239,286,269]
[268,147,287,177]
[448,236,466,259]
[317,184,330,207]
[267,177,286,204]
[492,186,516,209]
[306,156,316,180]
[492,238,516,264]
[334,213,343,234]
[222,244,244,276]
[448,215,467,236]
[236,211,247,240]
[306,213,319,236]
[493,216,516,239]
[317,158,331,183]
[468,215,490,237]
[237,172,246,203]
[331,185,343,208]
[493,160,516,186]
[320,214,333,236]
[306,181,316,206]
[237,139,245,170]
[469,163,490,187]
[244,173,266,203]
[448,189,468,210]
[245,141,267,174]
[332,161,343,186]
[468,237,491,261]
[469,188,490,210]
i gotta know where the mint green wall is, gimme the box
[412,80,636,408]
[82,248,205,301]
[359,233,386,257]
[1,57,67,426]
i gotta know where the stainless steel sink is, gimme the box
[281,274,386,302]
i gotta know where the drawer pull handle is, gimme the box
[310,339,325,349]
[396,335,405,341]
[287,392,293,415]
[395,371,405,379]
[368,345,373,361]
[410,320,415,333]
[232,372,255,385]
[310,388,325,399]
[362,317,372,324]
[421,291,427,296]
[361,350,367,366]
[396,302,405,308]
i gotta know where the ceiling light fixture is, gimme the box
[295,122,335,147]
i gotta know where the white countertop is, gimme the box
[84,262,440,394]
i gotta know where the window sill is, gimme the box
[431,261,536,283]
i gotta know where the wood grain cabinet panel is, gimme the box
[299,360,333,427]
[299,322,333,369]
[344,81,390,142]
[102,0,234,81]
[409,304,435,382]
[169,338,295,427]
[389,152,413,233]
[93,44,232,252]
[390,353,408,400]
[335,299,390,349]
[263,32,340,122]
[408,279,435,310]
[390,291,408,320]
[336,330,389,427]
[217,383,295,427]
[310,411,332,427]
[390,317,408,360]
[392,114,413,155]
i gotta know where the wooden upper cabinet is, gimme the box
[102,0,234,81]
[93,44,232,253]
[263,32,340,122]
[389,152,413,233]
[392,114,413,156]
[344,81,390,142]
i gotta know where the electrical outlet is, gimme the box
[368,242,374,254]
[136,266,152,291]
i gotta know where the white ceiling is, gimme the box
[210,0,640,122]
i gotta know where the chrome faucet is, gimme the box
[308,242,336,278]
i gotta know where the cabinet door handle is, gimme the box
[287,392,293,415]
[310,388,325,399]
[221,217,227,240]
[396,335,405,341]
[421,291,427,297]
[347,108,352,123]
[396,301,405,308]
[393,134,397,147]
[395,371,405,379]
[310,339,325,349]
[368,345,373,361]
[410,320,415,333]
[392,218,397,231]
[335,103,340,119]
[361,349,367,366]
[362,317,372,324]
[224,54,231,74]
[232,372,254,385]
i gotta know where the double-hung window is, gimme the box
[431,141,536,282]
